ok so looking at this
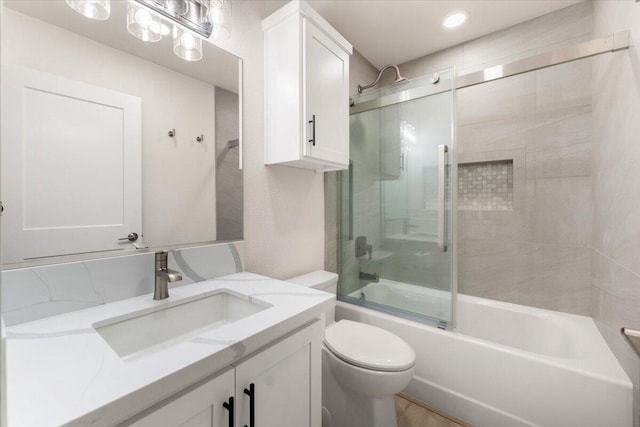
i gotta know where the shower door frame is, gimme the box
[337,68,459,329]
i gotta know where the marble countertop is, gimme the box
[5,272,334,427]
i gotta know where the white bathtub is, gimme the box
[342,281,632,427]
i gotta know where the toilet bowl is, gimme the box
[288,271,416,427]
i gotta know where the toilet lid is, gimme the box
[324,320,415,372]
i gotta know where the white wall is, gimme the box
[592,1,640,425]
[212,1,331,279]
[2,8,218,252]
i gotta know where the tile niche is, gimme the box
[458,160,514,211]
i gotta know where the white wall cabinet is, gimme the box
[263,0,352,172]
[124,321,323,427]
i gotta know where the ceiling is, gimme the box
[257,0,584,69]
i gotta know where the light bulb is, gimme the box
[150,21,171,36]
[207,0,231,40]
[134,8,153,28]
[173,26,203,61]
[127,1,162,42]
[180,32,196,50]
[65,0,110,20]
[209,7,223,26]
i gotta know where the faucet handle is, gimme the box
[165,270,182,283]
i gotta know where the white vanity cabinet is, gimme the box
[263,0,352,172]
[129,369,235,427]
[125,321,323,427]
[234,320,322,427]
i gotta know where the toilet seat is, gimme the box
[324,320,415,372]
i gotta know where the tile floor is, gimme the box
[395,394,472,427]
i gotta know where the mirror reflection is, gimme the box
[1,0,242,267]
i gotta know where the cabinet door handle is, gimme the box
[223,396,234,427]
[243,383,255,427]
[308,114,316,146]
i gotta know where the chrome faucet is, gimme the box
[154,251,182,300]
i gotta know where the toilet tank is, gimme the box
[287,271,338,324]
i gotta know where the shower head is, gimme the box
[357,64,407,93]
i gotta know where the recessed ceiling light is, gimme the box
[443,11,468,29]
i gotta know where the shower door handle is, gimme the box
[438,144,448,252]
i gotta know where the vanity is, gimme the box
[0,1,343,425]
[5,272,333,426]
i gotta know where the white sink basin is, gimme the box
[94,290,269,358]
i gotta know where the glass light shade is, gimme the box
[65,0,110,20]
[127,1,163,42]
[207,0,231,40]
[164,0,188,16]
[173,26,203,61]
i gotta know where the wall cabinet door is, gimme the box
[302,19,350,167]
[234,321,323,427]
[127,368,235,427]
[263,0,352,172]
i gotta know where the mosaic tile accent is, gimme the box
[458,160,513,211]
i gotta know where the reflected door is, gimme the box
[1,65,142,263]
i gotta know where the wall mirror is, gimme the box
[1,0,243,268]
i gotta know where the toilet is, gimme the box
[288,271,416,427]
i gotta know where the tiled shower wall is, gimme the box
[215,87,243,241]
[392,1,592,315]
[326,2,595,315]
[592,2,640,424]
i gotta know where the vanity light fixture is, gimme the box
[65,0,111,20]
[442,10,468,29]
[163,0,189,16]
[66,0,232,62]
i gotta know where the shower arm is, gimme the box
[357,65,407,94]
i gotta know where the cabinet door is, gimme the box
[127,368,235,427]
[303,19,349,167]
[234,321,323,427]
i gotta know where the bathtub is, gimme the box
[341,280,632,427]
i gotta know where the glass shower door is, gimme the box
[338,70,455,327]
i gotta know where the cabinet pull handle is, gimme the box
[308,114,316,146]
[243,383,255,427]
[223,396,234,427]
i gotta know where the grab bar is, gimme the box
[622,327,640,355]
[438,144,448,252]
